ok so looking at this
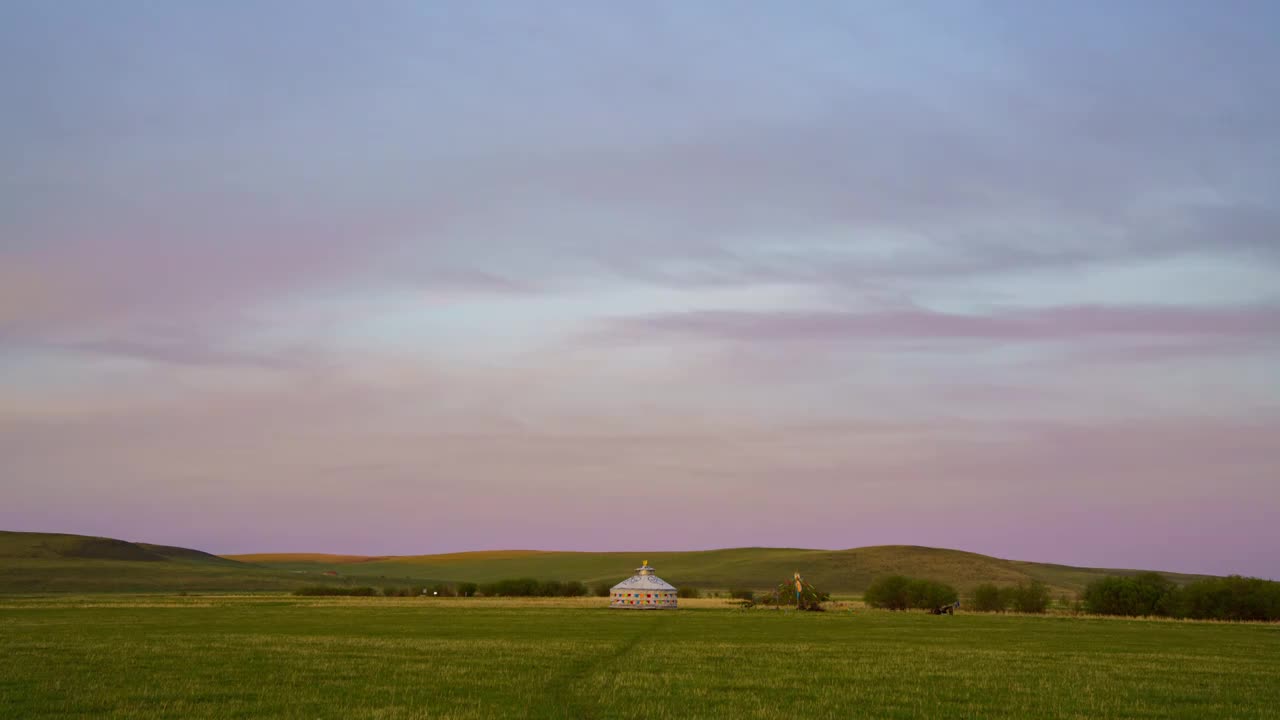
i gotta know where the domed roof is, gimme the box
[611,561,676,592]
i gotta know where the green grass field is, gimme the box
[1,595,1276,719]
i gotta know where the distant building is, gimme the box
[610,561,677,609]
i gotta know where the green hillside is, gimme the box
[2,530,1214,595]
[229,545,1213,595]
[0,531,343,593]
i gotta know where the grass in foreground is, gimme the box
[1,596,1277,719]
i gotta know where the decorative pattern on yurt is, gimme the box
[610,561,677,609]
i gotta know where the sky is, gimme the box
[2,1,1278,578]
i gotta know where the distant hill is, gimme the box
[227,545,1214,595]
[0,531,351,593]
[2,531,1214,595]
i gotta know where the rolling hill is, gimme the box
[0,531,350,593]
[2,530,1214,595]
[227,545,1213,596]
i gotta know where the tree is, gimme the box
[1083,574,1178,617]
[1083,576,1142,616]
[1008,580,1050,613]
[867,576,958,611]
[906,579,958,609]
[1180,576,1280,621]
[864,575,911,610]
[971,583,1006,612]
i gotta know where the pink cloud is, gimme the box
[599,303,1280,344]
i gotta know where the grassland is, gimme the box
[0,531,381,593]
[1,594,1277,719]
[3,530,1216,595]
[229,545,1213,595]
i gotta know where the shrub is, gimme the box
[481,578,541,597]
[1008,580,1051,613]
[428,583,455,597]
[729,588,755,602]
[1083,573,1179,617]
[971,583,1006,612]
[456,582,479,597]
[1180,576,1280,621]
[474,578,591,598]
[907,579,958,609]
[293,585,377,597]
[1083,576,1141,616]
[864,575,912,610]
[678,587,701,599]
[591,581,613,598]
[866,576,958,611]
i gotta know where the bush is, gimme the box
[591,581,613,597]
[729,588,755,602]
[1084,573,1279,621]
[865,576,957,611]
[1180,576,1280,621]
[475,578,592,598]
[907,579,958,609]
[292,585,377,597]
[1083,573,1179,617]
[864,575,912,610]
[428,583,455,597]
[457,582,479,597]
[678,587,701,599]
[971,583,1006,612]
[1008,580,1051,613]
[480,578,541,597]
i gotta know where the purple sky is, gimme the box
[2,1,1278,578]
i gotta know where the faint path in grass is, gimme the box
[537,611,673,719]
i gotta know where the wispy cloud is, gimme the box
[599,304,1280,345]
[2,0,1279,575]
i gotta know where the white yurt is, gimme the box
[610,560,678,609]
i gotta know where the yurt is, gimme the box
[610,560,678,609]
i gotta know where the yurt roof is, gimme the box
[610,562,676,592]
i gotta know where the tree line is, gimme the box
[863,575,963,611]
[1081,572,1280,621]
[862,572,1280,621]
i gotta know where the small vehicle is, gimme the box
[931,600,961,615]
